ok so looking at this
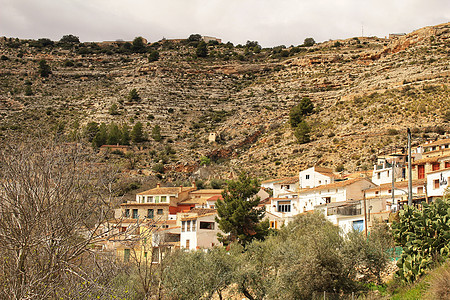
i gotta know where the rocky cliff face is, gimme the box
[0,22,448,182]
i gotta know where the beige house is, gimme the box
[178,208,222,250]
[116,183,197,221]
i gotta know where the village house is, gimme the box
[297,177,376,213]
[365,179,427,210]
[298,166,340,190]
[426,167,450,200]
[116,183,197,222]
[178,208,222,250]
[372,154,406,185]
[416,138,450,159]
[177,189,224,209]
[272,176,299,198]
[411,155,450,181]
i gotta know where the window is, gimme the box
[148,196,153,203]
[120,226,127,233]
[192,220,196,232]
[199,221,214,230]
[418,165,425,179]
[181,221,185,232]
[132,209,138,219]
[124,209,130,218]
[306,175,310,179]
[147,209,154,219]
[446,162,450,168]
[154,196,160,203]
[432,163,440,171]
[157,209,163,215]
[161,196,167,202]
[318,180,321,185]
[277,201,291,213]
[324,197,331,204]
[186,220,191,232]
[186,239,190,249]
[388,189,392,194]
[377,173,381,179]
[417,187,424,194]
[375,191,379,196]
[434,179,440,189]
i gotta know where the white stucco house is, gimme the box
[178,209,222,250]
[298,166,340,190]
[426,167,450,200]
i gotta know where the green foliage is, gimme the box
[304,37,316,47]
[148,50,159,62]
[210,178,225,189]
[233,212,368,299]
[152,163,164,174]
[84,122,99,142]
[107,123,121,145]
[196,41,208,58]
[215,172,269,246]
[131,36,146,53]
[24,85,33,96]
[392,199,450,283]
[294,120,311,144]
[38,60,52,77]
[199,156,211,166]
[59,34,80,44]
[151,124,162,142]
[289,97,314,128]
[1,55,9,61]
[131,122,145,143]
[163,248,234,300]
[188,34,202,42]
[128,88,140,102]
[121,124,130,145]
[109,103,119,115]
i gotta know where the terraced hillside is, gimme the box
[0,23,448,183]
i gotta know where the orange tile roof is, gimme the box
[190,189,224,195]
[365,179,426,192]
[261,177,292,184]
[421,139,450,148]
[412,155,450,165]
[278,176,299,184]
[299,178,373,193]
[137,186,195,195]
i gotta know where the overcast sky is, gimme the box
[1,0,448,47]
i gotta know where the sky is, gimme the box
[1,0,449,47]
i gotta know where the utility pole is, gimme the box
[392,156,396,211]
[363,191,368,237]
[408,128,413,206]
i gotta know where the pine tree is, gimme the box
[215,172,269,246]
[131,122,145,143]
[92,123,108,148]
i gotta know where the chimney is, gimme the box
[179,185,183,192]
[157,183,161,188]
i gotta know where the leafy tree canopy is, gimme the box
[215,172,269,246]
[59,34,80,44]
[196,41,208,58]
[303,37,315,47]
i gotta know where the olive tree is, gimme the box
[0,140,119,299]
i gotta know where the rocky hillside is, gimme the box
[0,22,448,184]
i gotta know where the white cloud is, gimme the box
[0,0,448,46]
